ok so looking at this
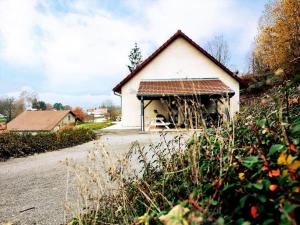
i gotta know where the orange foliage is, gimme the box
[72,107,85,121]
[255,0,300,75]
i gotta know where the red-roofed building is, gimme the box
[7,110,80,133]
[113,30,242,131]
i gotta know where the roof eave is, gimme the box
[112,30,244,93]
[137,91,235,99]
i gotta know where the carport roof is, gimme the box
[137,79,235,98]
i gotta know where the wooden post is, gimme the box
[141,96,145,131]
[184,98,188,129]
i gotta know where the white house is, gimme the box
[113,30,243,131]
[87,108,108,122]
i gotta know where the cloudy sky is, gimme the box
[0,0,267,108]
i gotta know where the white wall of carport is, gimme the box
[120,37,240,128]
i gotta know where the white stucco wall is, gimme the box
[53,113,76,132]
[120,37,240,128]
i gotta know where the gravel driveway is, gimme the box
[0,131,167,225]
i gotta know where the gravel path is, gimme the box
[0,131,164,225]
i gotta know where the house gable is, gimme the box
[113,30,242,94]
[7,110,77,132]
[115,30,241,128]
[120,36,240,96]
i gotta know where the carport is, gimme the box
[137,78,235,131]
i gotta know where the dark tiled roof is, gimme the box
[113,30,243,94]
[137,79,234,97]
[7,110,74,132]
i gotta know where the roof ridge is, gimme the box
[141,78,220,81]
[113,30,243,93]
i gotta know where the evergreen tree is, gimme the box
[37,101,47,110]
[127,43,143,72]
[53,102,64,110]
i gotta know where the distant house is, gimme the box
[113,30,242,131]
[7,110,79,133]
[86,108,108,122]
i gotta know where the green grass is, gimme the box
[76,121,113,130]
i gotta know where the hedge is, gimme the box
[0,128,96,161]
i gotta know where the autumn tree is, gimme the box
[14,98,25,117]
[72,107,85,121]
[205,35,231,67]
[127,43,143,72]
[255,0,300,76]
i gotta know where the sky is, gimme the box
[0,0,268,109]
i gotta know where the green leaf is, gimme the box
[268,144,284,156]
[239,195,248,208]
[256,194,267,203]
[241,222,251,225]
[216,217,225,225]
[284,201,297,213]
[242,156,260,169]
[253,183,263,190]
[211,199,218,206]
[290,123,300,135]
[263,219,275,225]
[259,119,267,127]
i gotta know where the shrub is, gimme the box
[0,128,96,161]
[68,83,299,225]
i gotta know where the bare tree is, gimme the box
[19,90,38,109]
[100,99,121,121]
[205,35,231,67]
[0,97,15,122]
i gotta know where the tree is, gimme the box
[72,107,85,121]
[53,103,64,110]
[255,0,300,76]
[19,90,38,109]
[0,97,15,122]
[31,98,38,109]
[100,99,121,121]
[63,105,72,110]
[37,101,47,110]
[46,103,53,110]
[127,43,143,72]
[205,35,231,66]
[14,98,25,117]
[100,99,113,108]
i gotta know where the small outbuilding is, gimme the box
[113,30,243,131]
[7,110,79,133]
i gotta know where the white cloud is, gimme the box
[39,9,145,87]
[4,86,120,109]
[0,0,264,102]
[0,0,41,66]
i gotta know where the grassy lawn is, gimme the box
[76,121,113,130]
